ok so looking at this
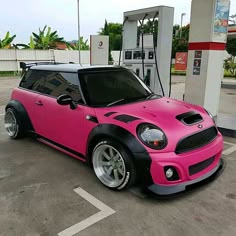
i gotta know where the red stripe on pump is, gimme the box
[188,42,226,51]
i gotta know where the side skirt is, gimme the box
[37,136,86,162]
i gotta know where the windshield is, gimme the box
[79,68,155,107]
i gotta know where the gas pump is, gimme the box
[122,6,174,96]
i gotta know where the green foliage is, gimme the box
[0,32,16,49]
[138,20,158,47]
[17,25,65,49]
[226,38,236,57]
[66,37,89,50]
[99,20,122,50]
[224,56,236,78]
[99,20,122,62]
[172,24,190,58]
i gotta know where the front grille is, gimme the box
[175,126,218,154]
[189,156,215,176]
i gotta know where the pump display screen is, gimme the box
[133,51,145,60]
[125,51,132,60]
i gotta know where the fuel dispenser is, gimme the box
[122,6,174,96]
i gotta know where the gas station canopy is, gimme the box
[124,6,171,20]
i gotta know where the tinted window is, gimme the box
[79,69,152,106]
[43,72,82,102]
[20,70,46,93]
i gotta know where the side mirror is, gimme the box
[57,94,77,110]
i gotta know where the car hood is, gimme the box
[94,97,215,152]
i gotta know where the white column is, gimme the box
[184,0,230,116]
[156,6,174,96]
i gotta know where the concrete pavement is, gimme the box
[0,76,236,236]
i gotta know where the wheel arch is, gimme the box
[86,124,152,183]
[5,100,34,132]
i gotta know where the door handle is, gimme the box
[35,101,43,106]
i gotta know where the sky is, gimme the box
[0,0,235,44]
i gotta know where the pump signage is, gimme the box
[90,35,109,65]
[213,0,230,42]
[193,50,202,75]
[175,52,188,71]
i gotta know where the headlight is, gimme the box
[137,123,167,150]
[204,109,215,123]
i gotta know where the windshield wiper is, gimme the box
[106,98,126,107]
[106,94,159,107]
[145,93,156,100]
[145,93,162,100]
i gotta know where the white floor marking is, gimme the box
[0,113,5,116]
[224,141,235,146]
[58,187,116,236]
[223,143,236,156]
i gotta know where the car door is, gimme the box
[17,69,47,133]
[34,71,86,155]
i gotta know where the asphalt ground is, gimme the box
[0,76,236,236]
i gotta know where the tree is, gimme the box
[226,38,236,57]
[137,20,159,47]
[66,37,89,50]
[17,25,65,49]
[99,20,122,51]
[172,24,190,58]
[225,38,236,77]
[0,32,16,49]
[99,20,123,62]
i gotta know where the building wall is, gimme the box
[0,50,121,71]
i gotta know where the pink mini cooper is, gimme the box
[4,63,224,196]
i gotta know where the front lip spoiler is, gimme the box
[147,158,225,198]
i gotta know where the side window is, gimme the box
[20,70,46,93]
[43,72,82,102]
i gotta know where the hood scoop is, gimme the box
[176,111,203,125]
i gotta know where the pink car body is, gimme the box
[5,64,224,196]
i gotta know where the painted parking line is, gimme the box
[223,145,236,155]
[58,187,115,236]
[224,141,236,146]
[223,141,236,156]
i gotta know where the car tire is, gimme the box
[92,139,136,190]
[4,108,24,139]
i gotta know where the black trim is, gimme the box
[175,126,218,154]
[20,62,64,70]
[38,136,86,160]
[189,156,215,176]
[176,111,203,126]
[164,166,180,181]
[78,67,125,74]
[86,124,152,184]
[114,114,140,123]
[5,100,34,132]
[86,115,98,124]
[104,112,117,117]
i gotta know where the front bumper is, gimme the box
[147,158,225,197]
[145,133,224,196]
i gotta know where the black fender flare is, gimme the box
[5,100,34,132]
[86,124,152,183]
